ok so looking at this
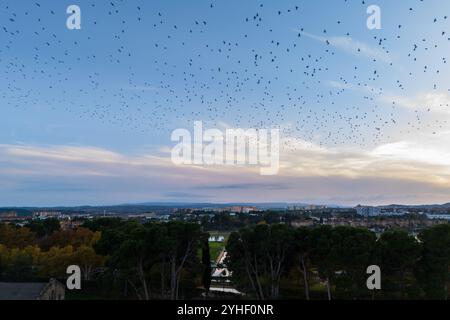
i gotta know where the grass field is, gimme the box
[208,231,230,262]
[209,241,224,262]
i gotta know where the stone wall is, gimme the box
[38,279,65,300]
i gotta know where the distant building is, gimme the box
[0,212,17,222]
[216,206,257,214]
[0,279,65,300]
[60,220,84,230]
[0,212,17,219]
[355,206,381,217]
[427,214,450,220]
[0,211,31,222]
[288,204,327,210]
[380,210,407,217]
[209,235,225,242]
[291,220,315,228]
[304,205,327,210]
[33,211,62,219]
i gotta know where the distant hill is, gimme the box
[0,202,312,215]
[1,201,448,216]
[379,203,450,209]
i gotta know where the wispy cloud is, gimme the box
[195,183,292,191]
[328,80,355,90]
[0,136,450,206]
[327,80,450,116]
[295,30,391,63]
[382,91,450,114]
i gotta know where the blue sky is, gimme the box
[1,0,450,206]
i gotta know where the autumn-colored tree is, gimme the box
[0,224,36,248]
[38,245,75,278]
[48,227,101,249]
[0,245,41,281]
[72,245,105,280]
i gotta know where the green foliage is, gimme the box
[201,233,212,295]
[226,224,295,299]
[82,217,123,232]
[2,218,450,300]
[227,223,450,300]
[376,229,421,298]
[94,221,206,300]
[331,227,376,299]
[27,219,60,237]
[0,224,36,248]
[2,253,36,282]
[416,224,450,299]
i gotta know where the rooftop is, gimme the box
[0,282,47,300]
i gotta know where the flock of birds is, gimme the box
[1,0,449,151]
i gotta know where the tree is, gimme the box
[309,225,336,300]
[201,233,212,298]
[27,219,60,238]
[82,217,123,232]
[416,224,450,299]
[376,229,421,299]
[165,222,204,300]
[95,222,161,300]
[0,244,41,282]
[226,224,294,299]
[0,224,36,248]
[38,245,74,278]
[264,224,294,298]
[72,245,105,280]
[293,227,312,300]
[332,226,376,299]
[3,252,36,281]
[94,221,205,300]
[227,226,268,299]
[48,227,101,249]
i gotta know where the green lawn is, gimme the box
[208,231,230,262]
[209,241,224,262]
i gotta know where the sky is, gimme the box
[1,0,450,206]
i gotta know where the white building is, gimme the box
[427,214,450,220]
[209,235,225,242]
[355,206,381,217]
